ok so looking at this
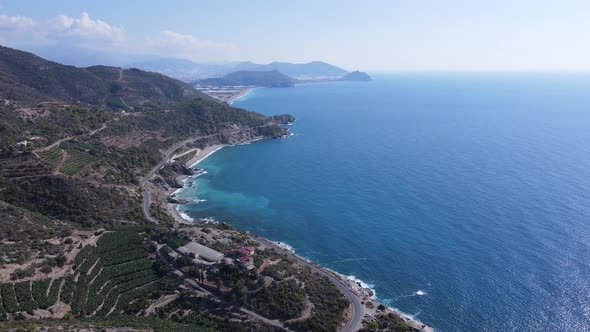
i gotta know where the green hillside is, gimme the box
[196,70,295,87]
[0,45,209,109]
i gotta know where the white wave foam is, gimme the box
[394,289,429,301]
[346,274,375,289]
[344,274,377,299]
[175,206,194,222]
[189,198,207,204]
[193,170,208,177]
[273,241,295,253]
[386,306,431,331]
[199,217,218,224]
[236,137,263,146]
[333,257,370,264]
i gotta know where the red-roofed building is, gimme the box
[238,256,254,269]
[235,246,255,257]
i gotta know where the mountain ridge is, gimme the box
[0,45,208,109]
[128,58,354,81]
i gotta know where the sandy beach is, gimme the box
[185,144,226,168]
[228,87,254,105]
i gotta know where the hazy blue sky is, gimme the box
[0,0,589,70]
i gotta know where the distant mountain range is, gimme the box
[230,61,349,79]
[127,58,366,82]
[0,46,207,109]
[193,68,372,88]
[23,46,370,83]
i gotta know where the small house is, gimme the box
[235,246,255,257]
[238,256,254,270]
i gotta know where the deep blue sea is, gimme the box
[179,73,590,331]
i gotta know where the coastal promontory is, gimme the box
[340,70,372,81]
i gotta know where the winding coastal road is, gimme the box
[254,237,364,332]
[139,129,242,223]
[139,137,199,223]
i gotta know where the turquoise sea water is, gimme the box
[179,73,590,331]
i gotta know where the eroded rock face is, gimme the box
[167,162,195,176]
[256,125,290,138]
[153,177,169,190]
[163,176,183,189]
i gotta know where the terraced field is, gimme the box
[61,149,97,176]
[0,229,174,318]
[0,153,51,181]
[37,147,63,171]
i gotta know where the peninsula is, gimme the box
[192,67,372,103]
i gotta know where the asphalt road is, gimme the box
[255,237,364,332]
[139,130,241,223]
[139,137,197,222]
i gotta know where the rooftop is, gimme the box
[178,241,224,262]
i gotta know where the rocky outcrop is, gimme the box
[163,176,183,189]
[153,177,169,190]
[256,125,290,138]
[184,124,291,151]
[270,114,295,124]
[166,161,195,176]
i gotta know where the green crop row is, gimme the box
[0,229,164,318]
[1,283,18,313]
[37,146,63,171]
[95,270,160,317]
[95,231,143,253]
[31,278,51,309]
[14,281,38,314]
[61,149,97,176]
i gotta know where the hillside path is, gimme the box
[35,122,108,153]
[54,149,67,174]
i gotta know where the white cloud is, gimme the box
[0,12,237,61]
[0,12,123,47]
[52,12,124,42]
[146,30,238,61]
[0,14,33,30]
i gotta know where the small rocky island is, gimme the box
[340,70,372,81]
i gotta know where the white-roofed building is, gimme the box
[177,241,224,262]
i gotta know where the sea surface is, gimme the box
[178,73,590,331]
